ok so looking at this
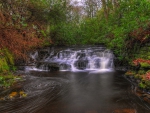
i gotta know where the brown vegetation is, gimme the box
[127,25,150,48]
[0,11,43,60]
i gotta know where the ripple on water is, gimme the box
[0,76,70,113]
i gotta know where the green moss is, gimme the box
[0,49,17,88]
[0,58,9,72]
[140,62,150,68]
[0,49,15,73]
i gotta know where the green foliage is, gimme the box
[0,73,21,88]
[106,0,150,50]
[136,48,150,60]
[0,49,15,73]
[139,82,146,89]
[0,73,13,87]
[5,0,150,51]
[54,0,150,57]
[0,58,9,72]
[140,62,150,68]
[145,80,150,89]
[1,0,150,64]
[79,18,103,45]
[138,70,146,74]
[134,74,141,79]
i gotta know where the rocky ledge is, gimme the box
[123,74,150,104]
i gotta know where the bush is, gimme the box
[0,49,15,72]
[141,62,150,68]
[139,82,146,89]
[0,73,21,88]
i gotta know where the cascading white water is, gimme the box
[26,46,114,72]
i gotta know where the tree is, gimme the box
[82,0,101,18]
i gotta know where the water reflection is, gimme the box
[0,71,150,113]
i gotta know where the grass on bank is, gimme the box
[0,72,22,88]
[0,49,22,89]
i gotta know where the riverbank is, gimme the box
[123,64,150,103]
[0,72,27,101]
[0,72,21,89]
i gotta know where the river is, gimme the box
[0,46,150,113]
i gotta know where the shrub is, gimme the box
[139,82,146,89]
[0,49,14,72]
[146,71,150,80]
[132,58,150,66]
[140,62,150,68]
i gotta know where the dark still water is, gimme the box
[1,70,150,113]
[0,46,150,113]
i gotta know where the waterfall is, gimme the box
[26,46,114,72]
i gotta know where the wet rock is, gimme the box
[74,59,88,70]
[123,74,150,104]
[136,79,141,84]
[142,94,150,98]
[48,64,59,71]
[136,88,144,94]
[135,88,150,103]
[36,62,59,71]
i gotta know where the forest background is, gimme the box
[0,0,150,79]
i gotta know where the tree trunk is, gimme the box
[101,0,108,20]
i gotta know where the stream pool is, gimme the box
[1,46,150,113]
[0,70,150,113]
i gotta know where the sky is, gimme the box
[72,0,83,6]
